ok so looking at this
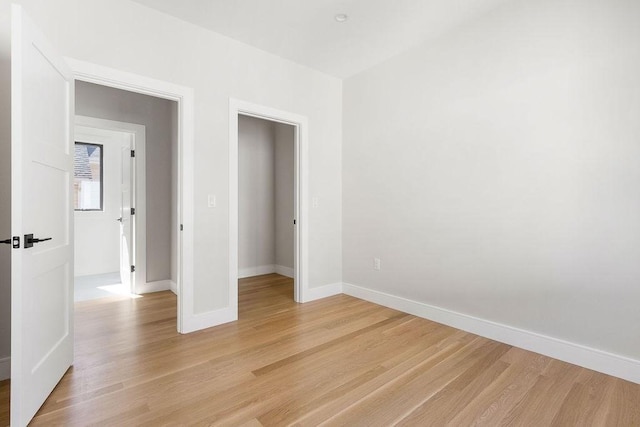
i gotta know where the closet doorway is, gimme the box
[230,99,310,315]
[238,116,295,304]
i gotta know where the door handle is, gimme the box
[24,233,52,248]
[32,237,52,243]
[1,239,10,245]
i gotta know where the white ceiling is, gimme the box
[131,0,507,78]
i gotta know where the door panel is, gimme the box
[11,5,74,426]
[120,144,133,291]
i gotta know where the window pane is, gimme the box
[74,142,103,210]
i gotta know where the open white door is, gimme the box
[11,5,74,426]
[120,143,134,291]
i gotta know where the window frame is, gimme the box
[74,141,104,212]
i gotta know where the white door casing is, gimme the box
[68,60,195,333]
[11,5,74,426]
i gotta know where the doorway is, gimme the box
[73,116,146,301]
[237,116,296,306]
[229,99,310,317]
[68,58,196,333]
[74,81,178,304]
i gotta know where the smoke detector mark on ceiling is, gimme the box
[334,14,348,23]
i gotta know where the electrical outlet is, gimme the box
[373,257,381,271]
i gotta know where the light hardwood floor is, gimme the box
[1,273,638,425]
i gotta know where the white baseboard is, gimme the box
[0,356,9,381]
[342,282,640,385]
[181,306,237,334]
[170,280,178,295]
[302,282,343,303]
[239,264,295,279]
[274,265,294,278]
[137,279,173,294]
[238,265,276,279]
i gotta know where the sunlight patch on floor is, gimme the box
[75,272,142,301]
[97,283,142,299]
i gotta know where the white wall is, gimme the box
[343,0,640,364]
[74,132,124,276]
[238,116,295,277]
[0,7,10,376]
[274,123,295,270]
[238,116,276,274]
[75,81,176,283]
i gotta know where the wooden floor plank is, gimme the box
[498,360,585,426]
[0,380,8,427]
[0,273,638,426]
[396,343,512,426]
[446,350,552,426]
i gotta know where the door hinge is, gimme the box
[293,219,296,225]
[180,224,184,231]
[131,265,135,273]
[131,150,135,158]
[131,207,136,215]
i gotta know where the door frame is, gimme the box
[74,116,147,293]
[229,98,309,309]
[67,58,195,333]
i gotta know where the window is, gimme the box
[74,142,103,210]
